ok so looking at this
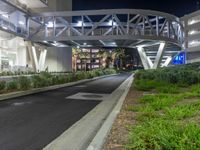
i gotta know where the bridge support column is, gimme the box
[38,49,47,71]
[26,41,47,72]
[137,47,150,70]
[137,42,167,70]
[147,57,154,68]
[162,56,172,67]
[152,42,166,69]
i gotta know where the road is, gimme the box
[0,73,130,150]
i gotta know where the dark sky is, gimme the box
[73,0,199,17]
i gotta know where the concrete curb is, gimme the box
[43,74,133,150]
[0,74,117,102]
[87,74,134,150]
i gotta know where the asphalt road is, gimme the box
[0,73,130,150]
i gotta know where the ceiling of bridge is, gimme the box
[18,0,47,8]
[0,1,16,14]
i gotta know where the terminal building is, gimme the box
[182,10,200,64]
[0,0,72,72]
[0,0,199,71]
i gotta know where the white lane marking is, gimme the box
[66,92,109,101]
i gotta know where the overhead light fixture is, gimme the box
[77,20,85,27]
[83,42,87,45]
[189,20,198,25]
[189,30,197,35]
[2,26,8,30]
[2,14,9,18]
[18,21,25,25]
[189,40,200,46]
[108,19,117,26]
[77,45,80,49]
[51,41,67,47]
[47,21,53,28]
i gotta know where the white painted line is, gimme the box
[66,92,109,101]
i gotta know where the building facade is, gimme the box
[182,10,200,64]
[0,0,72,72]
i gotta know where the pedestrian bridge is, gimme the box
[0,4,184,69]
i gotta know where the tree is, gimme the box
[112,48,126,69]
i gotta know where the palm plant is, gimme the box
[112,48,126,69]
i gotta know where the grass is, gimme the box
[125,119,200,150]
[125,65,200,149]
[134,79,180,94]
[164,103,200,120]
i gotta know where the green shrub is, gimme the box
[87,71,96,78]
[32,75,49,88]
[40,71,52,79]
[7,81,18,91]
[0,81,6,91]
[66,73,73,82]
[94,70,104,76]
[134,63,200,86]
[103,68,117,75]
[18,76,31,90]
[75,71,87,81]
[57,75,68,84]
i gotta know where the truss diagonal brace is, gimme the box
[85,15,111,36]
[137,47,150,70]
[152,42,166,69]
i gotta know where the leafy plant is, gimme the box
[18,76,31,90]
[165,104,199,120]
[0,81,6,92]
[7,81,18,91]
[125,119,200,150]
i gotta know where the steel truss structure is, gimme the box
[0,3,185,69]
[28,9,184,69]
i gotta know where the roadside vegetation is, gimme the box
[124,62,200,149]
[0,69,116,94]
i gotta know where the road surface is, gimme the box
[0,73,130,150]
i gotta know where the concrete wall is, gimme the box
[44,47,72,72]
[181,10,200,63]
[32,0,72,12]
[31,0,73,72]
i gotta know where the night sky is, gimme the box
[73,0,199,17]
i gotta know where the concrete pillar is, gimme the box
[0,49,1,71]
[32,0,72,12]
[152,42,166,69]
[137,47,150,70]
[162,56,172,67]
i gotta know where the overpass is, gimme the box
[0,0,184,69]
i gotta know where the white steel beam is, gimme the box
[162,56,172,67]
[85,15,111,36]
[147,57,154,68]
[137,46,150,70]
[152,42,166,69]
[31,46,39,71]
[38,49,47,71]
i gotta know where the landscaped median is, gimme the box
[104,62,200,150]
[0,69,117,95]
